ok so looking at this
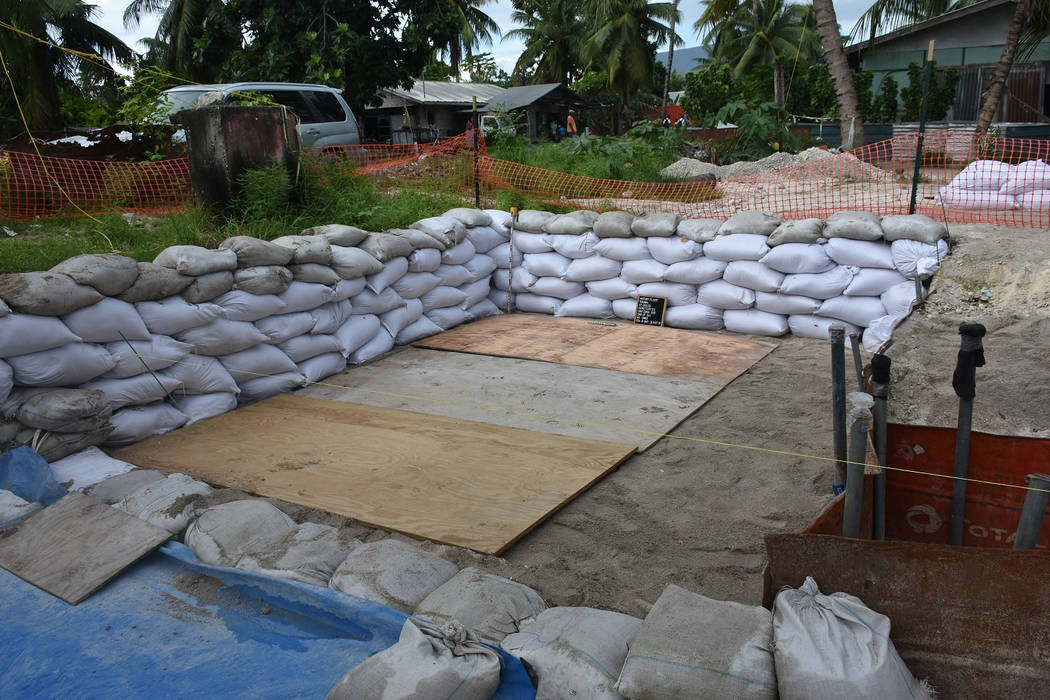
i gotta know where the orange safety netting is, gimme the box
[4,130,1050,229]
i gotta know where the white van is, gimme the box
[163,82,361,148]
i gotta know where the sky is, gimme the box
[89,0,873,77]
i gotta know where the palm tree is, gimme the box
[123,0,234,82]
[976,0,1049,133]
[421,0,500,80]
[506,0,585,84]
[850,0,980,43]
[661,0,681,117]
[1,0,133,130]
[812,0,865,148]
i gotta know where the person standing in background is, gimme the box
[566,111,578,137]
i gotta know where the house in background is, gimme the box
[362,81,506,143]
[655,46,712,75]
[482,83,589,140]
[847,0,1050,123]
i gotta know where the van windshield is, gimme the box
[163,90,212,115]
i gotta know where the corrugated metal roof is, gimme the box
[484,84,571,112]
[381,81,506,107]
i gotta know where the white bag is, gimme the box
[433,264,473,288]
[611,298,638,320]
[464,299,501,321]
[514,231,554,253]
[562,256,621,282]
[780,266,855,299]
[760,243,835,274]
[663,257,727,284]
[586,278,637,300]
[998,158,1050,195]
[51,253,140,297]
[176,392,238,425]
[844,268,909,296]
[633,282,698,307]
[767,218,824,246]
[305,224,368,247]
[664,304,724,330]
[219,344,298,380]
[514,209,554,233]
[135,297,225,336]
[457,279,491,308]
[487,288,513,311]
[254,312,317,344]
[271,235,333,264]
[157,354,239,395]
[329,539,458,611]
[555,294,614,318]
[891,239,948,279]
[723,261,785,293]
[704,233,771,262]
[510,268,539,293]
[395,316,444,344]
[348,327,395,364]
[593,237,651,261]
[697,280,755,310]
[233,265,292,295]
[824,238,895,269]
[592,211,635,238]
[676,218,723,243]
[0,360,11,406]
[620,259,668,284]
[380,299,424,337]
[542,210,598,235]
[425,306,469,331]
[80,372,183,410]
[299,352,347,383]
[444,207,492,228]
[335,314,382,355]
[465,225,506,253]
[823,211,883,241]
[62,298,151,343]
[218,235,294,267]
[175,319,268,356]
[1017,189,1050,210]
[647,236,703,265]
[529,277,585,300]
[788,314,860,340]
[392,271,442,299]
[213,290,287,322]
[0,314,81,358]
[105,402,190,446]
[754,291,822,315]
[421,285,469,311]
[278,281,333,314]
[879,214,946,245]
[238,371,305,402]
[8,343,116,387]
[463,254,498,282]
[717,210,782,236]
[279,334,343,363]
[349,288,405,315]
[514,294,562,315]
[365,256,409,294]
[290,263,340,287]
[947,159,1014,191]
[484,208,513,233]
[181,270,235,304]
[546,232,599,259]
[105,335,194,378]
[407,247,442,273]
[310,299,354,334]
[724,309,789,336]
[114,472,211,533]
[441,240,477,266]
[523,252,573,278]
[47,446,135,491]
[153,245,237,276]
[937,186,1018,209]
[487,242,523,269]
[881,281,920,317]
[863,314,906,352]
[819,295,887,327]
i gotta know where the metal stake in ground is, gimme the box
[472,96,480,209]
[949,322,986,546]
[830,324,848,494]
[871,353,891,540]
[1013,473,1050,550]
[849,331,864,390]
[844,401,873,539]
[909,40,936,215]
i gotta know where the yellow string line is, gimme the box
[130,351,1050,495]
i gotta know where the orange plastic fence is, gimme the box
[3,130,1050,229]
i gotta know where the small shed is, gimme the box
[483,84,589,140]
[363,81,506,143]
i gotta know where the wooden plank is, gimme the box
[301,347,713,451]
[0,492,171,605]
[115,394,635,555]
[414,314,776,384]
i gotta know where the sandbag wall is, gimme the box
[938,157,1050,211]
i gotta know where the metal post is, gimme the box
[849,332,864,390]
[909,40,936,215]
[949,323,986,545]
[844,403,873,539]
[871,353,891,540]
[1013,474,1050,550]
[830,324,848,494]
[472,96,481,209]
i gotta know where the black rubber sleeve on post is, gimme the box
[871,354,891,385]
[952,323,987,400]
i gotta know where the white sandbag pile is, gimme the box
[937,158,1050,212]
[329,538,459,611]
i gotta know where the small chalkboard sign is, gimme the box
[634,295,668,326]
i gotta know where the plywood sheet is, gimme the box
[415,314,776,384]
[0,492,171,604]
[301,347,711,451]
[115,395,634,555]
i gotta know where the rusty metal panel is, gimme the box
[764,533,1050,699]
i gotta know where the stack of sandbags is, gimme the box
[997,158,1050,211]
[937,159,1019,210]
[8,388,115,460]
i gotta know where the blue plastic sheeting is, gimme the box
[0,542,535,699]
[0,446,66,506]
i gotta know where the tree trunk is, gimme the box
[773,62,786,107]
[662,0,680,118]
[813,0,866,149]
[975,0,1032,134]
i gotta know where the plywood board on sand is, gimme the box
[114,395,634,555]
[414,314,776,384]
[302,347,710,451]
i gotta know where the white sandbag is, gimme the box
[212,290,287,323]
[105,331,194,374]
[483,209,512,233]
[349,287,404,316]
[425,305,469,331]
[0,271,103,315]
[421,285,469,311]
[16,389,110,432]
[380,299,424,337]
[704,233,770,262]
[254,312,317,344]
[593,237,651,261]
[154,245,237,276]
[17,425,114,462]
[524,252,572,279]
[998,158,1050,195]
[555,294,614,318]
[843,268,909,296]
[62,298,151,343]
[387,227,445,252]
[514,294,562,315]
[278,281,334,314]
[327,278,370,304]
[515,209,555,233]
[780,266,855,299]
[724,309,789,336]
[891,238,948,279]
[677,218,723,243]
[881,281,920,317]
[185,498,298,566]
[754,292,822,315]
[611,299,637,320]
[218,236,294,267]
[335,314,382,355]
[718,210,782,237]
[502,607,642,700]
[617,584,777,700]
[510,268,539,293]
[664,304,724,330]
[414,567,548,645]
[631,212,681,237]
[238,371,305,401]
[463,254,498,282]
[723,261,785,293]
[620,259,668,284]
[175,392,237,425]
[879,214,947,245]
[181,271,237,304]
[761,243,835,274]
[80,373,183,410]
[114,472,211,533]
[767,218,824,246]
[440,240,476,266]
[948,159,1015,190]
[542,210,598,235]
[290,263,340,287]
[465,225,506,253]
[329,245,384,279]
[271,235,333,265]
[118,264,192,303]
[348,327,395,364]
[488,242,523,269]
[592,211,635,238]
[819,295,887,327]
[512,231,553,254]
[530,277,586,300]
[464,299,500,322]
[0,360,11,405]
[863,314,906,352]
[280,334,343,363]
[391,272,442,300]
[633,282,698,307]
[235,521,347,586]
[135,298,226,336]
[8,343,116,387]
[563,256,622,283]
[663,258,727,285]
[233,265,293,295]
[364,257,409,295]
[697,280,755,310]
[84,469,166,505]
[433,264,473,288]
[586,278,637,300]
[327,618,501,700]
[175,319,268,356]
[47,446,134,491]
[51,253,140,297]
[219,344,298,380]
[937,186,1018,209]
[824,238,894,269]
[310,299,354,334]
[302,224,369,247]
[1017,189,1050,210]
[823,211,883,241]
[773,577,931,700]
[411,216,468,246]
[395,316,444,344]
[546,232,599,259]
[788,314,860,340]
[646,236,703,264]
[157,355,239,395]
[458,279,491,309]
[0,489,41,524]
[0,314,81,358]
[329,539,459,611]
[105,402,190,446]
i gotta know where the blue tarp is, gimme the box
[0,541,535,699]
[0,446,66,506]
